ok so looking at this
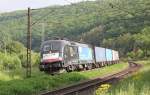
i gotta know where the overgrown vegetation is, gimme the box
[0,0,149,72]
[0,0,149,57]
[0,0,149,94]
[0,41,39,71]
[0,62,128,95]
[96,60,150,95]
[0,52,39,76]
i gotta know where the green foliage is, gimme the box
[127,49,144,59]
[0,31,11,53]
[31,52,40,66]
[17,51,40,67]
[0,0,149,56]
[6,41,26,54]
[0,1,149,94]
[0,0,149,61]
[0,62,128,95]
[134,27,150,57]
[0,52,21,70]
[0,40,40,68]
[98,60,150,95]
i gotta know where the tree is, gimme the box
[134,27,150,57]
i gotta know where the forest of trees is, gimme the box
[0,0,150,70]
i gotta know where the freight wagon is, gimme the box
[39,39,119,74]
[112,50,119,64]
[94,47,106,66]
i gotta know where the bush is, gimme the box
[19,52,40,67]
[0,52,21,70]
[18,51,26,67]
[127,49,144,59]
[31,52,40,67]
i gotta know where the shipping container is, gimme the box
[78,46,93,60]
[106,49,113,61]
[77,43,94,63]
[112,50,116,61]
[116,51,119,60]
[95,47,106,62]
[112,50,119,61]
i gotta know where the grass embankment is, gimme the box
[0,62,128,95]
[96,60,150,95]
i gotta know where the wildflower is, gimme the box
[95,84,111,95]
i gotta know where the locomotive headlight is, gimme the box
[41,59,43,62]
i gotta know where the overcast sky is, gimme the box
[0,0,95,13]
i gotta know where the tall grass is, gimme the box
[96,60,150,95]
[0,62,128,95]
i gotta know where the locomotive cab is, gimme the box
[39,40,64,72]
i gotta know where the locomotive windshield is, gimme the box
[42,41,62,52]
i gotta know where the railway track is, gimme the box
[41,62,141,95]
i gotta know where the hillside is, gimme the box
[0,0,150,57]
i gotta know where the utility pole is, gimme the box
[27,7,32,77]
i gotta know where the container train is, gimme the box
[39,39,119,73]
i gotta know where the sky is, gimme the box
[0,0,95,13]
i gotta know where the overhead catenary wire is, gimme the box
[30,9,55,27]
[31,0,78,27]
[30,0,85,27]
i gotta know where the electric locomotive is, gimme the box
[39,39,94,73]
[39,39,119,74]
